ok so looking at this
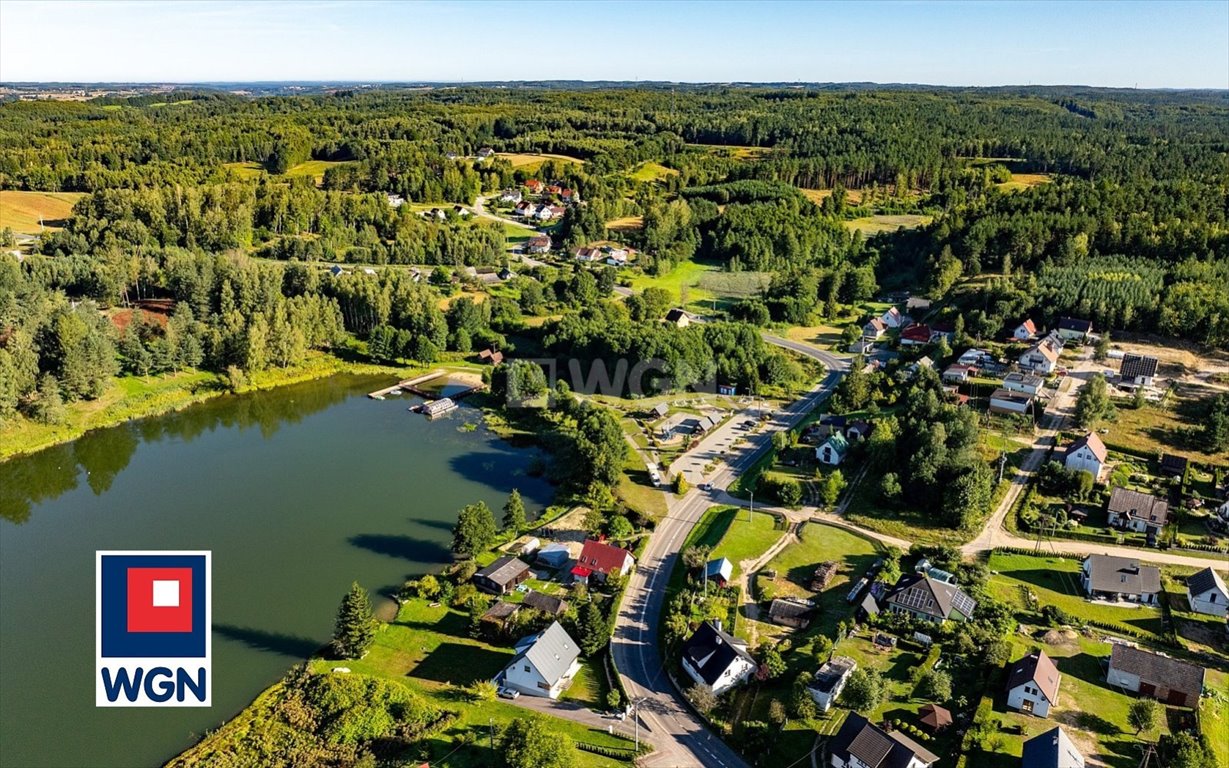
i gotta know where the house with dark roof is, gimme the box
[1186,567,1229,617]
[989,387,1034,415]
[572,539,634,583]
[650,402,670,419]
[1055,317,1093,343]
[473,556,532,595]
[1081,554,1160,604]
[906,296,931,313]
[1120,353,1158,386]
[498,621,581,699]
[827,712,939,768]
[1106,487,1168,536]
[522,590,569,616]
[680,621,757,696]
[884,574,977,624]
[1003,372,1045,396]
[1107,644,1205,707]
[664,308,692,328]
[768,597,814,629]
[477,348,504,366]
[480,601,521,631]
[526,235,551,253]
[1006,650,1061,717]
[1022,726,1085,768]
[704,557,733,587]
[806,656,856,712]
[1159,453,1189,479]
[1064,432,1107,480]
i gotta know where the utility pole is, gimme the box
[633,696,644,752]
[488,717,494,763]
[748,490,754,523]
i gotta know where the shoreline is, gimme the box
[0,352,435,462]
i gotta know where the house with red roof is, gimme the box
[524,179,545,194]
[1013,319,1039,341]
[900,324,933,347]
[572,539,635,584]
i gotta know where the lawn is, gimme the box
[844,214,932,236]
[996,172,1052,192]
[1101,390,1229,464]
[306,599,634,767]
[617,446,668,522]
[0,189,85,233]
[985,551,1167,640]
[691,505,784,577]
[755,522,883,636]
[627,259,719,308]
[625,162,678,183]
[221,159,351,184]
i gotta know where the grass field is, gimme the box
[495,152,584,172]
[688,505,784,578]
[997,172,1052,192]
[222,159,351,183]
[0,190,85,233]
[606,215,644,232]
[625,162,678,183]
[628,259,718,307]
[1101,389,1229,464]
[844,214,932,236]
[798,188,866,205]
[687,143,770,162]
[617,447,668,522]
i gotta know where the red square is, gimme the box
[127,567,193,633]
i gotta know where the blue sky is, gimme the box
[1,1,1226,88]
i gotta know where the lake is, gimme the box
[0,375,553,768]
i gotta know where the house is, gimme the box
[827,712,939,768]
[816,431,850,466]
[386,193,405,208]
[1056,317,1093,343]
[1019,336,1062,374]
[989,388,1034,415]
[1013,319,1039,341]
[328,265,346,277]
[534,542,571,569]
[768,598,813,629]
[1081,554,1160,604]
[902,356,935,380]
[575,245,602,262]
[650,402,670,419]
[498,267,514,281]
[880,306,908,329]
[537,205,565,221]
[476,147,495,159]
[1159,453,1188,479]
[573,539,634,583]
[665,308,692,328]
[480,601,521,630]
[885,574,976,624]
[1186,567,1229,617]
[522,590,569,617]
[1120,353,1158,386]
[863,317,887,341]
[704,557,733,587]
[899,324,932,347]
[846,420,874,441]
[848,339,876,355]
[499,188,523,204]
[1064,432,1107,479]
[958,348,992,367]
[906,296,931,313]
[1106,644,1205,707]
[560,188,579,203]
[526,235,551,254]
[545,184,562,196]
[1022,726,1085,768]
[807,656,856,712]
[452,205,470,218]
[515,202,538,218]
[524,179,545,194]
[680,621,757,696]
[942,364,973,384]
[1003,372,1044,396]
[604,247,631,266]
[1106,487,1168,535]
[917,704,952,733]
[477,348,504,366]
[473,556,532,595]
[499,621,581,699]
[718,384,737,396]
[1006,650,1061,717]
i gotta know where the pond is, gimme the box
[0,374,553,768]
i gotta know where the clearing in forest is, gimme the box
[0,190,85,233]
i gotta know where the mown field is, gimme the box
[222,159,352,183]
[844,213,932,236]
[0,190,85,233]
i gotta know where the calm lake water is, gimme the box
[0,375,553,768]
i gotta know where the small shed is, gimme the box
[522,590,569,616]
[705,558,734,587]
[534,543,571,569]
[473,556,532,595]
[918,703,952,732]
[768,598,814,629]
[480,601,521,629]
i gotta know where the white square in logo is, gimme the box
[152,580,180,607]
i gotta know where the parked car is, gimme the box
[497,686,520,700]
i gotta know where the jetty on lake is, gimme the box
[368,370,486,418]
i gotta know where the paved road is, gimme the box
[610,342,849,767]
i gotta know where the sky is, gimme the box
[1,1,1226,88]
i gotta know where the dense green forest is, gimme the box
[2,85,1228,433]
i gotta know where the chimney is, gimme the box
[713,619,722,633]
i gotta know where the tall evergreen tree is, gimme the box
[332,582,377,659]
[502,489,526,533]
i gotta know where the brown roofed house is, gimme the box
[1106,487,1168,536]
[1006,650,1061,717]
[1107,645,1205,707]
[473,556,532,595]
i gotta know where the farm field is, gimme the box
[495,152,584,171]
[222,159,351,183]
[606,215,644,232]
[626,161,678,183]
[844,213,932,236]
[997,172,1052,192]
[798,187,865,205]
[0,190,85,233]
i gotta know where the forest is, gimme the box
[2,84,1228,434]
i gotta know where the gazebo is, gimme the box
[918,703,952,733]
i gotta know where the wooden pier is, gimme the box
[368,369,485,402]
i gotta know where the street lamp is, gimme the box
[631,696,645,752]
[748,490,754,523]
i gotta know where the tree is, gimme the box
[820,470,847,507]
[683,544,712,571]
[1094,329,1111,361]
[880,472,902,503]
[332,582,377,659]
[1127,697,1159,735]
[673,473,689,495]
[756,644,786,680]
[608,515,634,541]
[1202,394,1229,452]
[578,600,609,656]
[767,699,788,727]
[1074,374,1114,428]
[500,716,578,768]
[29,373,67,425]
[1157,731,1218,768]
[502,489,526,533]
[918,669,952,701]
[839,668,886,712]
[452,500,497,557]
[685,683,717,715]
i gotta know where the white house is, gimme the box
[1064,432,1107,480]
[1106,487,1168,536]
[989,388,1033,415]
[1056,317,1093,343]
[1106,644,1205,708]
[862,317,887,341]
[1005,650,1060,718]
[828,713,938,768]
[1003,372,1044,396]
[1012,319,1038,341]
[1121,353,1158,386]
[1019,335,1062,374]
[1186,567,1229,617]
[807,656,856,712]
[498,621,581,699]
[879,306,908,329]
[1081,554,1160,604]
[816,432,850,466]
[1022,727,1085,768]
[680,621,756,696]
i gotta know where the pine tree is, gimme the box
[332,582,376,659]
[502,489,526,533]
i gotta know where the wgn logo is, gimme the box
[96,551,211,707]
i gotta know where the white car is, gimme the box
[497,686,520,700]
